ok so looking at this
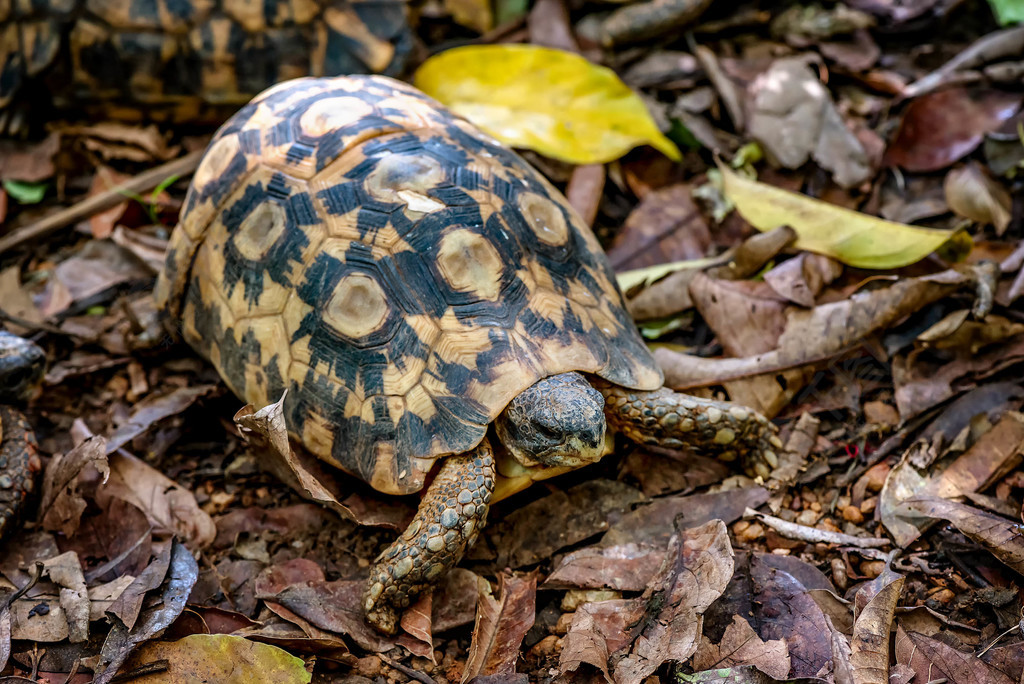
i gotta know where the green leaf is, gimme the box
[414,45,682,164]
[987,0,1024,24]
[3,180,47,204]
[718,162,964,269]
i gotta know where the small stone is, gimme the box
[862,462,890,492]
[528,634,562,659]
[810,502,821,513]
[842,505,864,524]
[796,509,820,526]
[356,656,382,677]
[830,558,848,591]
[860,560,885,578]
[737,522,764,542]
[554,612,575,635]
[561,589,619,612]
[929,588,956,604]
[860,497,877,514]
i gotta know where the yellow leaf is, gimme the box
[125,634,311,683]
[616,256,723,293]
[414,45,681,165]
[719,163,966,269]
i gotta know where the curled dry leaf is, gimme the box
[234,394,412,530]
[850,577,903,684]
[39,435,109,537]
[900,497,1024,574]
[97,450,215,549]
[41,552,90,644]
[463,573,537,683]
[124,634,311,683]
[895,624,1016,684]
[413,45,681,164]
[93,540,199,684]
[107,542,172,631]
[105,385,215,454]
[718,163,957,269]
[944,162,1013,234]
[763,254,844,308]
[692,614,790,679]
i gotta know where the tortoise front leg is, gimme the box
[597,383,782,479]
[364,440,495,635]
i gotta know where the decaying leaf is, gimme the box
[900,497,1024,574]
[718,163,958,269]
[93,540,199,684]
[849,577,903,684]
[41,552,90,644]
[895,625,1016,684]
[414,45,681,164]
[944,162,1013,234]
[39,435,110,537]
[124,634,311,683]
[692,615,790,678]
[463,573,536,683]
[545,543,666,592]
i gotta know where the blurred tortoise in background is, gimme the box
[154,74,782,634]
[0,330,44,540]
[0,0,411,128]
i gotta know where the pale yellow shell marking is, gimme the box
[232,201,287,261]
[299,404,341,463]
[436,229,504,301]
[299,96,375,137]
[517,191,569,246]
[191,134,241,203]
[381,354,427,396]
[323,273,389,338]
[365,153,446,217]
[529,290,567,328]
[405,385,437,422]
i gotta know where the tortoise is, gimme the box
[0,0,410,124]
[0,330,44,540]
[154,74,782,635]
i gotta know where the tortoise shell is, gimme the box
[155,75,663,495]
[0,0,409,119]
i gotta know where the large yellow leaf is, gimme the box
[719,163,966,269]
[125,634,311,683]
[413,45,681,164]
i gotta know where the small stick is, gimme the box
[0,150,204,256]
[744,508,891,548]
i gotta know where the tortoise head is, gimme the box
[494,371,606,468]
[0,330,45,403]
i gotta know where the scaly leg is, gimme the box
[0,406,40,539]
[596,382,781,479]
[364,439,495,635]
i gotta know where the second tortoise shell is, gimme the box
[155,75,663,495]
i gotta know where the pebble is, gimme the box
[737,522,765,542]
[529,635,562,659]
[356,656,382,677]
[842,505,864,524]
[796,509,820,526]
[861,560,886,578]
[555,612,575,635]
[929,588,955,604]
[863,463,890,492]
[830,558,847,591]
[860,497,877,514]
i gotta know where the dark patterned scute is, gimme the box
[155,75,663,495]
[0,0,410,116]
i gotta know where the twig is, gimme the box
[901,25,1024,100]
[0,150,203,256]
[380,655,437,684]
[744,508,890,548]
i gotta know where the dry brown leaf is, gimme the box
[850,577,903,684]
[545,543,666,592]
[746,56,872,187]
[88,168,131,240]
[895,625,1015,684]
[265,580,397,653]
[657,268,971,390]
[900,497,1024,574]
[565,164,604,228]
[105,385,215,453]
[106,542,172,631]
[41,552,89,644]
[612,519,735,683]
[763,254,844,308]
[944,162,1013,234]
[692,614,790,678]
[0,133,60,182]
[97,450,216,549]
[38,435,109,537]
[234,394,412,530]
[463,573,536,683]
[607,184,712,271]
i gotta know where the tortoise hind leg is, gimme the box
[364,440,495,635]
[596,383,782,479]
